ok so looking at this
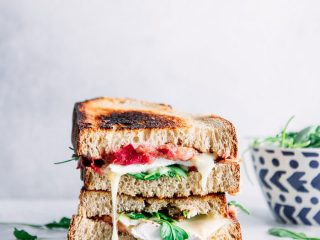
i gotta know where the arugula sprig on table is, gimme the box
[227,201,250,215]
[2,217,71,230]
[268,228,320,240]
[252,116,320,148]
[14,228,37,240]
[54,147,79,164]
[129,165,188,181]
[10,218,71,240]
[44,217,71,229]
[126,212,188,240]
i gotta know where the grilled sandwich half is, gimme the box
[67,97,241,240]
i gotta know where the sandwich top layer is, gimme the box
[72,97,238,159]
[79,143,229,192]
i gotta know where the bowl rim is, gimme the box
[249,145,320,153]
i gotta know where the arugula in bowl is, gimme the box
[252,116,320,149]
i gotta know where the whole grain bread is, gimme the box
[78,190,227,219]
[67,215,242,240]
[83,161,240,197]
[72,97,238,159]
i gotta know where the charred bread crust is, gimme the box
[75,97,177,130]
[71,97,238,159]
[71,97,187,155]
[71,105,80,152]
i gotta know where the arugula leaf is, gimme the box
[280,116,295,147]
[251,117,320,149]
[152,212,188,240]
[160,221,174,240]
[126,212,188,240]
[167,165,187,179]
[228,201,250,215]
[268,228,320,240]
[54,154,79,164]
[294,126,316,144]
[128,172,147,180]
[13,228,37,240]
[54,147,79,164]
[144,171,162,180]
[129,165,187,181]
[126,212,147,220]
[152,212,174,223]
[159,221,188,240]
[45,217,71,229]
[182,210,189,218]
[173,225,189,240]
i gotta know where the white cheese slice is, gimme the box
[119,214,231,240]
[175,213,231,239]
[108,158,193,175]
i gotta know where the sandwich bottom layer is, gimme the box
[67,215,242,240]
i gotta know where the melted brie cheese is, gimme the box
[108,153,216,240]
[119,214,231,240]
[175,214,231,239]
[108,172,122,240]
[191,153,215,192]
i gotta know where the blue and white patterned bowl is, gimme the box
[250,146,320,225]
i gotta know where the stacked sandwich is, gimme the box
[67,97,242,240]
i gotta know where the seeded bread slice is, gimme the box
[72,97,238,159]
[78,190,227,219]
[83,161,240,197]
[67,215,242,240]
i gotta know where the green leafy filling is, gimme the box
[126,212,146,220]
[252,116,320,149]
[128,164,188,181]
[227,201,250,215]
[126,212,188,240]
[268,227,320,240]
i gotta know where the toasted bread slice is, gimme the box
[68,215,242,240]
[78,190,227,219]
[72,97,238,159]
[83,161,240,197]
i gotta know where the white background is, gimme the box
[0,1,320,238]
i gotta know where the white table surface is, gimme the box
[1,196,319,240]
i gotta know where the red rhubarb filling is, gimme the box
[79,143,198,172]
